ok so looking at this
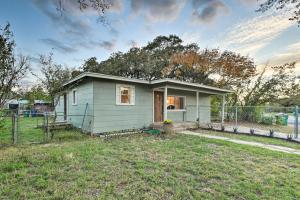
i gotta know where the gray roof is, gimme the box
[63,72,233,94]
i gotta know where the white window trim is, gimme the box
[116,84,135,106]
[167,95,186,111]
[72,89,77,106]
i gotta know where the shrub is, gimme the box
[163,119,173,125]
[260,115,274,125]
[254,107,264,123]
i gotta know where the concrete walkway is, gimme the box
[180,130,300,155]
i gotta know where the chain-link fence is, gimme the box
[0,110,93,147]
[199,105,299,140]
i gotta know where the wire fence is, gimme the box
[199,105,299,140]
[0,110,92,147]
[1,105,299,146]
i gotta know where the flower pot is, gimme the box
[163,123,175,134]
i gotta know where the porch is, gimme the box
[151,80,230,127]
[150,121,198,131]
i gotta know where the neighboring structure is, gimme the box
[55,72,232,134]
[33,100,52,113]
[4,99,29,111]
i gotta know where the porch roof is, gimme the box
[63,72,233,94]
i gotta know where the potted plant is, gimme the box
[163,119,174,134]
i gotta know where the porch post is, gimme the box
[196,91,199,121]
[221,94,225,125]
[163,86,168,121]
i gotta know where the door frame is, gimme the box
[63,93,67,121]
[153,89,164,123]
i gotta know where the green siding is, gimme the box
[93,80,153,133]
[166,89,210,123]
[55,81,94,132]
[198,94,211,123]
[55,79,213,133]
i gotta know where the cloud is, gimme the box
[33,0,92,37]
[130,0,185,23]
[238,0,259,5]
[191,0,229,23]
[40,38,77,53]
[220,11,294,56]
[109,0,124,12]
[96,40,117,51]
[269,42,300,66]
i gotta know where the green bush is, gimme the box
[254,107,264,123]
[260,115,274,125]
[276,116,285,125]
[163,119,173,125]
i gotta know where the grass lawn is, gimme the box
[1,133,300,199]
[0,117,45,145]
[195,129,300,150]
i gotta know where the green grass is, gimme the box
[0,117,83,146]
[196,129,300,150]
[0,117,45,145]
[1,133,300,199]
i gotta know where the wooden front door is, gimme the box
[63,94,67,121]
[154,91,164,122]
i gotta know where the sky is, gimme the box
[0,0,300,86]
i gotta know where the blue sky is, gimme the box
[1,0,299,85]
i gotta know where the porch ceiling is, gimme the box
[151,81,233,95]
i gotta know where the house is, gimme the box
[55,72,232,134]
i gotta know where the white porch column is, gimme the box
[196,91,199,121]
[221,94,226,124]
[163,86,168,121]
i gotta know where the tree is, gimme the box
[257,0,300,25]
[57,0,111,24]
[239,62,298,106]
[83,35,199,80]
[19,85,51,105]
[34,53,72,105]
[0,23,30,107]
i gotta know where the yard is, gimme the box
[1,130,300,199]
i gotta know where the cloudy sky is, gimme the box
[1,0,299,85]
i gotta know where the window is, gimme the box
[72,89,77,105]
[116,84,135,105]
[167,96,185,110]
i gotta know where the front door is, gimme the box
[63,94,67,121]
[154,91,164,122]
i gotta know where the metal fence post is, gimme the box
[295,106,298,139]
[12,113,18,144]
[44,113,50,142]
[221,95,225,125]
[235,105,238,128]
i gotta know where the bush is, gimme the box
[254,107,264,123]
[260,115,274,125]
[275,116,285,125]
[163,119,173,125]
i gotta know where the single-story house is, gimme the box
[55,72,232,134]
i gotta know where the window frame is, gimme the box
[167,95,186,111]
[116,84,135,106]
[72,89,77,106]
